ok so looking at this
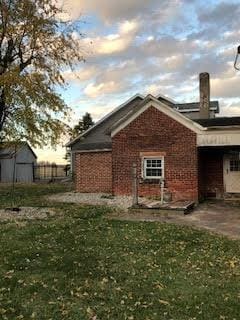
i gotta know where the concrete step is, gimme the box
[129,200,195,215]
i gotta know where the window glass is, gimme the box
[144,157,164,179]
[230,160,240,172]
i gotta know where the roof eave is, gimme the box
[178,107,218,113]
[205,125,240,130]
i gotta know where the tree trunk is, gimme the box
[0,88,6,133]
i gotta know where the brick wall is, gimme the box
[198,149,224,199]
[112,106,198,201]
[75,151,112,193]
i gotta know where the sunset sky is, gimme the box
[35,0,240,163]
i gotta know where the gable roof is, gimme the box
[67,94,144,149]
[111,95,205,137]
[67,93,220,151]
[0,142,37,159]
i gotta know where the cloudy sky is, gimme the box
[36,0,240,163]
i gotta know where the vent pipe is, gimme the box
[199,72,210,119]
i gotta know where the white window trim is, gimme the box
[142,156,165,180]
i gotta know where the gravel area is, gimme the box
[48,192,134,210]
[0,207,56,221]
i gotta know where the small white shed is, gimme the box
[0,142,37,183]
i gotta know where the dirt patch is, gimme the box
[0,207,56,221]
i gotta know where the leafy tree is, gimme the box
[64,112,94,167]
[0,0,85,146]
[71,112,94,138]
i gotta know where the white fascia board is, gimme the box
[65,93,144,147]
[71,149,112,153]
[111,97,205,137]
[179,107,218,113]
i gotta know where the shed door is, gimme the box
[224,156,240,193]
[16,163,33,183]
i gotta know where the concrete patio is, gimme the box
[111,200,240,240]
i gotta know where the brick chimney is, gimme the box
[199,72,210,119]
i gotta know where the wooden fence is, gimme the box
[34,164,70,181]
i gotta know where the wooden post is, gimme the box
[132,163,138,207]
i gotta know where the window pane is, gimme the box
[230,160,240,171]
[152,160,157,167]
[146,168,162,177]
[146,160,152,167]
[156,160,161,167]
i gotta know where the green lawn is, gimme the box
[0,184,239,320]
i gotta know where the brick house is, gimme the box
[67,73,240,202]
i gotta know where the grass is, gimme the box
[0,183,71,208]
[0,184,239,320]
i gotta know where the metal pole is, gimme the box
[132,163,138,206]
[11,143,17,209]
[160,179,164,205]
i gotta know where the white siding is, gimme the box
[0,145,37,183]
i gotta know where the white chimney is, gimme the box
[199,72,210,119]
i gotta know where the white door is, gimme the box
[224,155,240,193]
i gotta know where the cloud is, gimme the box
[63,65,98,83]
[63,0,172,22]
[144,84,160,96]
[212,76,240,98]
[60,5,240,120]
[218,99,240,117]
[84,81,120,98]
[164,55,186,71]
[139,35,200,64]
[144,83,174,98]
[199,2,240,27]
[71,98,121,123]
[83,19,140,56]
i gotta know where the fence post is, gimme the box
[32,163,35,182]
[132,163,138,207]
[51,164,54,181]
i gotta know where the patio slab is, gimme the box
[111,201,240,240]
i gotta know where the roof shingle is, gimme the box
[194,117,240,127]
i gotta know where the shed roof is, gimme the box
[0,142,37,159]
[194,117,240,128]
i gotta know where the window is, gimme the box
[143,157,164,179]
[230,160,240,172]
